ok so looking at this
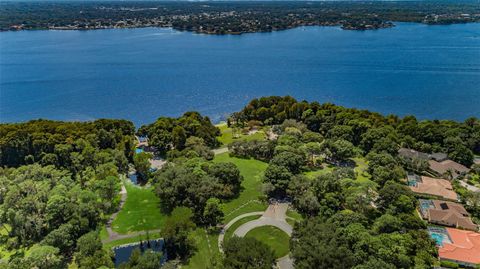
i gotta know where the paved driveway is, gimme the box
[227,203,294,269]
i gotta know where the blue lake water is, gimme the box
[1,23,479,126]
[113,238,165,267]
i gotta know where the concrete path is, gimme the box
[105,182,127,242]
[102,229,162,244]
[218,211,264,253]
[459,180,480,192]
[233,217,293,237]
[220,203,294,269]
[213,147,229,155]
[277,256,294,269]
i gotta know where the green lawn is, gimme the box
[217,123,266,146]
[245,226,290,259]
[353,157,372,182]
[286,209,303,227]
[304,165,335,179]
[111,182,166,234]
[183,228,220,269]
[99,225,109,241]
[184,153,268,269]
[102,232,162,250]
[213,153,269,222]
[286,218,296,227]
[224,215,262,240]
[286,209,303,221]
[0,225,13,261]
[304,157,372,183]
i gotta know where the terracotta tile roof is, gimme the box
[409,176,458,201]
[429,160,470,179]
[425,200,478,231]
[439,228,480,265]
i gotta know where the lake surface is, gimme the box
[1,23,479,125]
[113,238,165,267]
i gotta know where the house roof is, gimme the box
[426,200,477,231]
[430,152,448,162]
[398,148,429,160]
[409,176,458,201]
[439,228,480,265]
[429,160,470,179]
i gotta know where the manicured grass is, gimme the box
[286,218,296,227]
[213,153,269,222]
[0,225,13,261]
[183,228,220,269]
[224,215,262,240]
[286,209,303,221]
[184,154,269,269]
[353,157,372,182]
[304,157,373,183]
[245,226,290,259]
[112,182,166,234]
[217,123,266,146]
[304,165,335,179]
[103,232,162,249]
[286,209,302,227]
[224,202,267,223]
[99,225,109,241]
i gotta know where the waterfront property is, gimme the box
[135,135,157,153]
[429,159,471,180]
[409,176,458,201]
[398,148,430,160]
[428,226,453,246]
[398,148,448,162]
[397,148,469,179]
[407,174,422,187]
[419,199,477,231]
[429,227,480,267]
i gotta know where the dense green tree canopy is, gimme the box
[223,236,276,269]
[138,112,220,154]
[154,158,242,221]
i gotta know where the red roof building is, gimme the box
[438,228,480,267]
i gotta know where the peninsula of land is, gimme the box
[1,1,479,34]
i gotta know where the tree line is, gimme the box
[0,119,137,268]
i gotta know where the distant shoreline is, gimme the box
[2,1,479,34]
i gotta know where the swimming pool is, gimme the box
[135,148,144,154]
[407,174,421,187]
[430,232,445,246]
[419,199,434,216]
[428,227,452,246]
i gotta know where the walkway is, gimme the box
[213,147,229,155]
[459,180,480,192]
[219,203,294,269]
[233,203,292,237]
[218,211,264,253]
[104,182,127,242]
